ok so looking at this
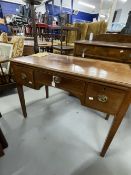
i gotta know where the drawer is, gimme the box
[85,83,126,115]
[75,44,131,63]
[54,75,85,95]
[35,71,85,95]
[35,70,52,88]
[12,65,34,88]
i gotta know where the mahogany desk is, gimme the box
[74,40,131,64]
[11,54,131,157]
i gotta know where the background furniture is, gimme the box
[93,33,131,43]
[11,54,131,157]
[74,34,131,64]
[0,35,24,92]
[52,26,79,55]
[0,43,15,92]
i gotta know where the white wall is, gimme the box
[2,0,25,5]
[36,4,46,13]
[116,0,131,24]
[36,0,100,14]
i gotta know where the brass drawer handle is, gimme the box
[97,95,108,103]
[21,73,27,80]
[53,76,61,84]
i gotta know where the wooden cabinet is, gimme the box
[85,83,126,115]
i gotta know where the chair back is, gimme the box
[11,36,24,58]
[0,32,8,43]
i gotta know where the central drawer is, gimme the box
[35,70,85,95]
[54,75,85,95]
[85,83,126,115]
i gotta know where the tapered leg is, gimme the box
[0,113,2,118]
[0,128,8,149]
[100,92,131,157]
[105,114,110,120]
[17,84,27,118]
[45,85,49,98]
[100,116,124,157]
[0,143,4,157]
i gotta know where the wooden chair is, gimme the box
[0,43,13,84]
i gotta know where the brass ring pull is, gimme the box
[97,95,108,103]
[54,76,61,84]
[21,73,27,80]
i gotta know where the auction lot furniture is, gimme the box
[11,54,131,157]
[0,43,15,92]
[74,40,131,63]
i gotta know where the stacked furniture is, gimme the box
[66,20,108,44]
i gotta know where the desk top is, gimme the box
[11,54,131,88]
[75,40,131,49]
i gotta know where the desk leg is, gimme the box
[45,85,49,98]
[105,114,110,120]
[100,92,131,157]
[17,84,27,118]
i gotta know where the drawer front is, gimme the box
[13,65,34,88]
[54,75,85,95]
[35,70,85,94]
[35,70,52,88]
[74,44,131,63]
[85,83,126,115]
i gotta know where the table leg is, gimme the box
[17,84,27,118]
[45,85,49,98]
[100,92,131,157]
[105,114,110,120]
